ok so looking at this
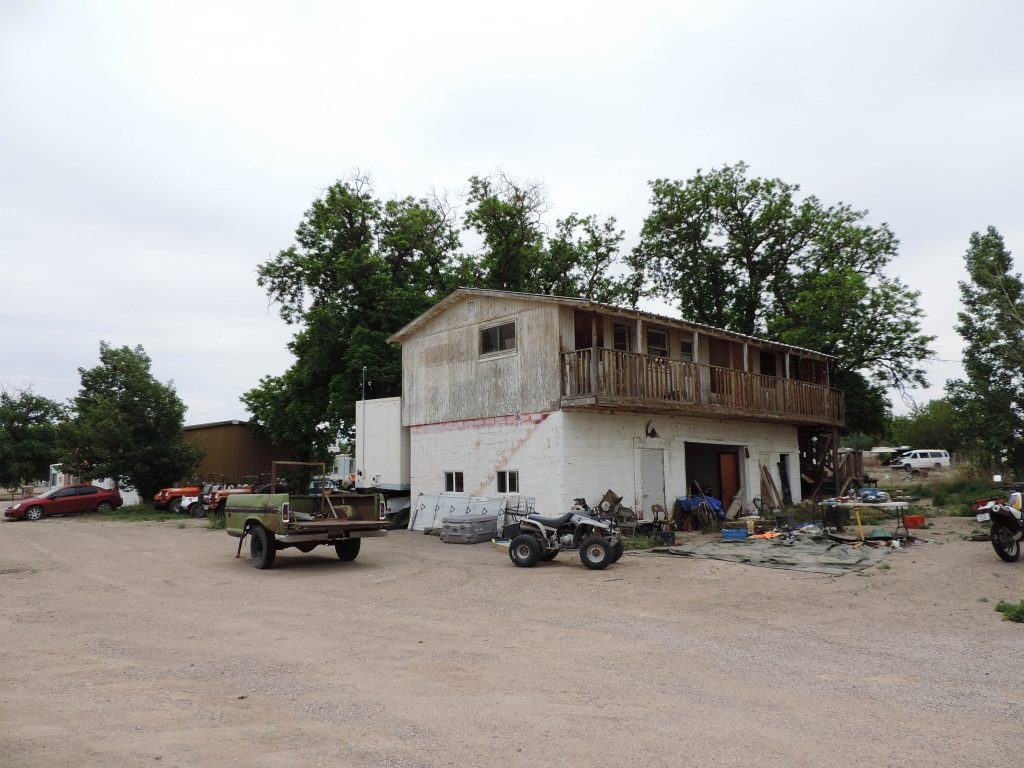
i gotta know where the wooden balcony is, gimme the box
[560,349,844,427]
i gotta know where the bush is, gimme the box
[995,600,1024,623]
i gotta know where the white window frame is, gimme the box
[444,471,464,493]
[496,470,519,494]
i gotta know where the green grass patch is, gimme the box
[876,562,891,570]
[95,503,185,522]
[995,599,1024,623]
[206,513,226,530]
[624,533,663,551]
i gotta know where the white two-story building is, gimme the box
[387,289,844,521]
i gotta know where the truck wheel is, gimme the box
[541,548,559,561]
[579,536,613,570]
[190,503,206,518]
[25,506,44,521]
[509,534,542,567]
[335,539,361,561]
[168,497,182,514]
[249,525,277,569]
[611,538,625,564]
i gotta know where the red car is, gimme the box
[4,485,124,521]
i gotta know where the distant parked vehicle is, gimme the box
[4,485,123,521]
[153,475,206,513]
[886,449,950,472]
[307,477,339,495]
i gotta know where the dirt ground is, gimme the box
[1,515,1022,768]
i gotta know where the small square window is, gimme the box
[496,470,519,494]
[444,471,464,493]
[680,340,694,362]
[480,322,516,355]
[647,329,668,358]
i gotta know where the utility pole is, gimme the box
[360,366,367,489]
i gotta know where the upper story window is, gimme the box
[480,322,516,356]
[647,329,669,358]
[680,339,694,362]
[613,324,631,352]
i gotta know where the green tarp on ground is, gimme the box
[652,536,888,575]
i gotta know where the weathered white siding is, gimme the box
[401,295,562,426]
[408,409,800,517]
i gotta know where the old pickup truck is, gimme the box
[226,491,388,569]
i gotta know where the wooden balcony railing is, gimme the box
[560,348,844,425]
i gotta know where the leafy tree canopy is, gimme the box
[0,387,65,488]
[245,173,636,454]
[890,398,961,455]
[947,227,1024,470]
[59,343,203,500]
[629,162,934,432]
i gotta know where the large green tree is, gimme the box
[629,162,933,431]
[59,343,203,500]
[0,387,65,488]
[947,227,1024,469]
[245,176,471,456]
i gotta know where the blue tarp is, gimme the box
[677,495,726,520]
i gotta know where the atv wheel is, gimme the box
[991,522,1021,562]
[249,525,277,569]
[541,548,559,561]
[611,538,625,564]
[579,536,614,570]
[335,539,361,561]
[509,534,543,567]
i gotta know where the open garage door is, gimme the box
[684,442,745,511]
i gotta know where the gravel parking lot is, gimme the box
[1,515,1022,768]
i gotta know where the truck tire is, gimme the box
[579,536,613,570]
[509,534,542,567]
[249,525,277,569]
[168,497,182,514]
[335,539,361,562]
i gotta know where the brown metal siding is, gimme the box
[183,423,302,482]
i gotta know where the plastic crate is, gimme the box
[904,514,926,529]
[441,514,500,544]
[721,528,748,540]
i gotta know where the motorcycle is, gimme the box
[503,506,624,570]
[975,490,1023,562]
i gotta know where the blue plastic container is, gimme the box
[721,528,748,540]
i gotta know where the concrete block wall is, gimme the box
[409,410,801,519]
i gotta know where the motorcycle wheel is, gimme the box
[508,534,543,568]
[991,522,1021,562]
[579,536,613,570]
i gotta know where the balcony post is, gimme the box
[590,313,599,396]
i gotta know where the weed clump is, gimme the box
[995,600,1024,623]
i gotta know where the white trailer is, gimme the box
[354,396,411,524]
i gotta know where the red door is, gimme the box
[718,453,740,508]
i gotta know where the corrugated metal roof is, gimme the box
[386,288,836,361]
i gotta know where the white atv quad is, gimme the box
[503,510,624,570]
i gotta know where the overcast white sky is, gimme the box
[2,0,1021,425]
